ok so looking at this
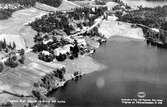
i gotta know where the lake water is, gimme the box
[47,1,167,106]
[50,37,167,106]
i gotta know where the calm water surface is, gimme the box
[50,37,167,106]
[48,1,167,106]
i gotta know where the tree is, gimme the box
[0,41,3,51]
[4,56,18,68]
[0,62,4,73]
[55,53,67,61]
[18,56,25,64]
[2,39,7,49]
[12,42,16,49]
[53,67,66,80]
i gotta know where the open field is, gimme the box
[99,20,145,40]
[0,53,64,104]
[0,7,48,49]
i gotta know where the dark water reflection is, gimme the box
[50,37,167,107]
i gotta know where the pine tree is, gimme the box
[12,42,16,49]
[0,41,3,51]
[8,42,12,49]
[2,39,7,49]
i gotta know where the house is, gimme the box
[151,28,160,33]
[76,38,87,47]
[54,44,74,56]
[43,39,53,45]
[108,15,118,21]
[42,50,51,56]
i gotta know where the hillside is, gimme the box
[0,0,81,49]
[0,7,48,49]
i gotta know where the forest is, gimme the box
[0,0,36,7]
[34,67,66,93]
[0,9,13,20]
[29,12,74,35]
[117,5,167,46]
[36,0,62,7]
[30,7,107,34]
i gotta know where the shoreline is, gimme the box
[52,55,107,88]
[38,18,146,99]
[0,0,149,106]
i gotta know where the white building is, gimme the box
[42,51,51,56]
[151,28,160,33]
[54,44,74,56]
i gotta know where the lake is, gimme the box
[49,37,167,106]
[47,1,167,106]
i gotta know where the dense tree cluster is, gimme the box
[0,9,14,20]
[4,49,25,68]
[0,62,4,72]
[95,0,106,5]
[4,55,19,68]
[30,7,107,35]
[36,0,62,7]
[0,39,25,70]
[118,5,167,47]
[29,12,74,35]
[0,39,16,52]
[118,6,167,29]
[69,7,107,21]
[0,102,13,107]
[0,0,36,7]
[36,67,66,91]
[3,49,25,68]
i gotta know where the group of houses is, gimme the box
[33,30,88,62]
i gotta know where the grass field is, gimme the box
[0,53,64,104]
[0,7,48,49]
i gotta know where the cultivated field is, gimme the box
[0,53,64,104]
[0,7,48,49]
